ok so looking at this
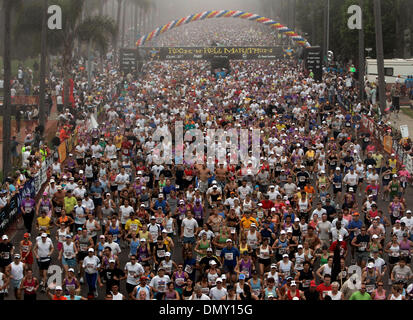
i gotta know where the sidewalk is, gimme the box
[388,101,413,139]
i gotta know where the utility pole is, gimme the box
[39,0,47,128]
[359,0,365,101]
[374,0,386,115]
[326,0,330,58]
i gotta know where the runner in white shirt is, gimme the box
[209,278,227,300]
[124,256,144,296]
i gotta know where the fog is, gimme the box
[155,0,264,26]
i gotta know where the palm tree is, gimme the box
[115,0,123,62]
[52,0,115,108]
[2,0,13,178]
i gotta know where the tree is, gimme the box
[2,0,13,178]
[49,0,115,108]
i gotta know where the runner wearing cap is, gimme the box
[220,239,240,281]
[33,233,54,291]
[82,248,102,297]
[59,235,78,277]
[62,268,81,296]
[6,254,25,300]
[123,255,144,298]
[46,286,67,300]
[131,276,152,300]
[19,233,33,271]
[149,267,170,299]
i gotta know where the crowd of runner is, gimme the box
[1,21,413,301]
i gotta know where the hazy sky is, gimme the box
[156,0,264,25]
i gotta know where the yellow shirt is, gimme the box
[64,196,77,214]
[373,154,383,168]
[240,216,256,230]
[389,159,397,174]
[114,135,123,149]
[125,219,142,233]
[37,216,51,234]
[306,150,315,159]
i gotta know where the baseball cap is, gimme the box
[68,268,75,272]
[282,254,289,258]
[298,245,303,249]
[291,280,297,286]
[216,278,223,283]
[280,230,286,235]
[209,260,217,265]
[150,216,156,220]
[407,210,412,214]
[43,191,48,196]
[55,286,63,291]
[165,252,171,257]
[41,233,47,237]
[14,254,21,259]
[50,179,55,183]
[295,218,300,222]
[23,233,30,238]
[140,238,146,242]
[372,234,379,239]
[226,239,232,243]
[335,167,341,171]
[353,212,360,216]
[88,248,94,252]
[239,274,246,280]
[367,262,375,268]
[207,247,213,252]
[271,264,277,268]
[99,235,105,239]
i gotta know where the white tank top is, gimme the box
[389,244,400,257]
[294,252,305,270]
[207,271,219,286]
[86,219,97,238]
[279,260,292,276]
[258,245,270,259]
[63,242,76,259]
[57,229,69,243]
[247,231,258,249]
[11,262,24,280]
[37,239,52,258]
[165,218,174,234]
[299,199,308,211]
[390,294,402,300]
[322,264,332,276]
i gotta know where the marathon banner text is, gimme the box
[136,46,285,61]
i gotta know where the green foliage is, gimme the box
[293,0,412,61]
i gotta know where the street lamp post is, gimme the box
[39,0,48,129]
[359,0,365,101]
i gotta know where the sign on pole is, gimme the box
[400,125,409,138]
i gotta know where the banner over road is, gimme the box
[136,46,286,60]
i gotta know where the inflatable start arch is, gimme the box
[136,10,311,48]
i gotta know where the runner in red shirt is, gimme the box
[316,274,333,300]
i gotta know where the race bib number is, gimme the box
[157,250,165,258]
[225,253,234,260]
[184,265,193,274]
